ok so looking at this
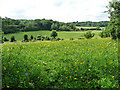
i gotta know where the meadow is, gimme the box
[3,30,102,41]
[2,38,119,88]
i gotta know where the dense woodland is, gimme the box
[1,17,109,34]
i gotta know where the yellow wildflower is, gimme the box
[20,82,23,83]
[7,86,10,88]
[88,69,90,71]
[74,78,77,80]
[112,76,114,78]
[66,77,68,79]
[88,82,90,84]
[75,62,77,66]
[61,82,63,84]
[80,62,82,64]
[109,62,112,65]
[4,66,6,70]
[29,83,32,85]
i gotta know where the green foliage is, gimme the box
[3,37,9,41]
[51,30,58,38]
[1,36,4,43]
[106,0,120,40]
[84,31,95,39]
[24,34,29,42]
[37,35,42,40]
[10,36,16,42]
[99,28,110,38]
[74,21,109,27]
[3,25,19,34]
[30,35,34,40]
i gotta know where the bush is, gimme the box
[4,37,9,41]
[51,30,58,38]
[70,38,74,40]
[56,38,61,41]
[24,34,29,42]
[10,36,16,42]
[37,35,42,40]
[45,36,50,40]
[99,31,110,38]
[30,35,34,40]
[84,31,95,39]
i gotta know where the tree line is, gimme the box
[1,17,109,34]
[73,21,109,27]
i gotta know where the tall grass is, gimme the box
[2,38,119,88]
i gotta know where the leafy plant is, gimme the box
[51,30,58,38]
[10,36,16,42]
[84,31,95,39]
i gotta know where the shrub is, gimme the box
[37,35,42,40]
[56,38,61,41]
[24,34,29,42]
[30,35,34,40]
[99,28,110,38]
[45,36,50,40]
[84,31,95,39]
[51,30,58,38]
[70,38,74,40]
[10,36,16,42]
[3,37,9,41]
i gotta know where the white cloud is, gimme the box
[0,0,111,22]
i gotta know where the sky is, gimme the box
[0,0,111,22]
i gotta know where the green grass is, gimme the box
[2,38,119,88]
[3,30,102,41]
[76,26,105,30]
[76,26,98,29]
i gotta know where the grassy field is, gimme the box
[76,26,105,30]
[2,38,119,88]
[3,30,102,41]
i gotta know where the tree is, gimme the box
[10,36,16,42]
[106,0,120,40]
[51,30,58,38]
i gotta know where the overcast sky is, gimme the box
[0,0,111,22]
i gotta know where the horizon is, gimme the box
[0,0,111,22]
